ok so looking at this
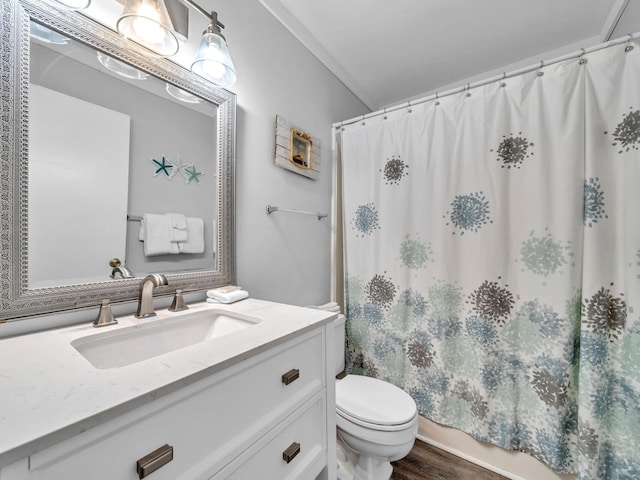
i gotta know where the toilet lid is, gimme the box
[336,375,417,427]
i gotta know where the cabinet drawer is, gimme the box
[28,330,325,480]
[212,392,326,480]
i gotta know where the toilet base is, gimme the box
[354,456,393,480]
[336,432,396,480]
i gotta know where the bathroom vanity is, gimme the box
[0,299,337,480]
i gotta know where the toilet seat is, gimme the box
[336,375,417,432]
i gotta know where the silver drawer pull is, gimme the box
[136,444,173,479]
[282,442,301,464]
[282,368,300,385]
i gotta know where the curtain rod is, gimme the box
[334,32,639,129]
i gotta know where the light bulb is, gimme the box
[131,4,165,44]
[200,49,226,79]
[116,0,179,56]
[191,29,236,87]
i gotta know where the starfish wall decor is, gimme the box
[148,155,205,186]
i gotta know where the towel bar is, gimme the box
[265,205,327,221]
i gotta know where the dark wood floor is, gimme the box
[391,439,510,480]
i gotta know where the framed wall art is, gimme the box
[274,115,321,180]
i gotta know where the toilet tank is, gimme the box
[333,314,346,375]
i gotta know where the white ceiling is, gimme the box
[259,0,635,111]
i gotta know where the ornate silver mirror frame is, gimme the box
[0,0,236,321]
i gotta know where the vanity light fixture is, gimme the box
[189,10,236,88]
[116,0,180,57]
[115,0,236,87]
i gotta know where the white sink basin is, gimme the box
[71,309,261,369]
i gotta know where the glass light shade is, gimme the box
[165,83,202,104]
[116,0,179,57]
[47,0,91,10]
[191,31,236,88]
[30,22,70,44]
[97,52,150,80]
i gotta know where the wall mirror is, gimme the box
[0,0,236,321]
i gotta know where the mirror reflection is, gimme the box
[28,21,218,289]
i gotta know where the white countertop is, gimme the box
[0,298,336,468]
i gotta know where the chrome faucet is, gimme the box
[109,258,134,279]
[110,265,134,279]
[135,274,168,318]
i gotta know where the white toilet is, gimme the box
[333,314,418,480]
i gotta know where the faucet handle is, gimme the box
[94,299,118,327]
[169,289,189,312]
[109,258,123,268]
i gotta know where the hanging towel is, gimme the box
[139,213,180,256]
[137,213,187,242]
[206,289,249,304]
[167,213,188,243]
[178,217,205,254]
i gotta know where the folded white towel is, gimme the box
[140,213,180,256]
[178,217,204,254]
[208,286,242,295]
[167,213,188,243]
[316,301,340,310]
[306,302,341,313]
[206,289,249,304]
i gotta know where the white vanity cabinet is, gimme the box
[1,324,335,480]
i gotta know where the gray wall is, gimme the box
[218,1,368,307]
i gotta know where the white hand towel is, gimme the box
[167,213,188,243]
[316,301,340,311]
[306,302,341,313]
[140,213,180,256]
[178,217,205,254]
[206,289,249,304]
[208,285,242,295]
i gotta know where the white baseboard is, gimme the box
[416,433,527,480]
[416,416,577,480]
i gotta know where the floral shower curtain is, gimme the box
[339,39,640,479]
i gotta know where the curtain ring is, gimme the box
[579,48,587,64]
[383,107,388,120]
[537,60,545,77]
[435,92,440,106]
[625,34,634,52]
[407,100,413,113]
[465,83,471,97]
